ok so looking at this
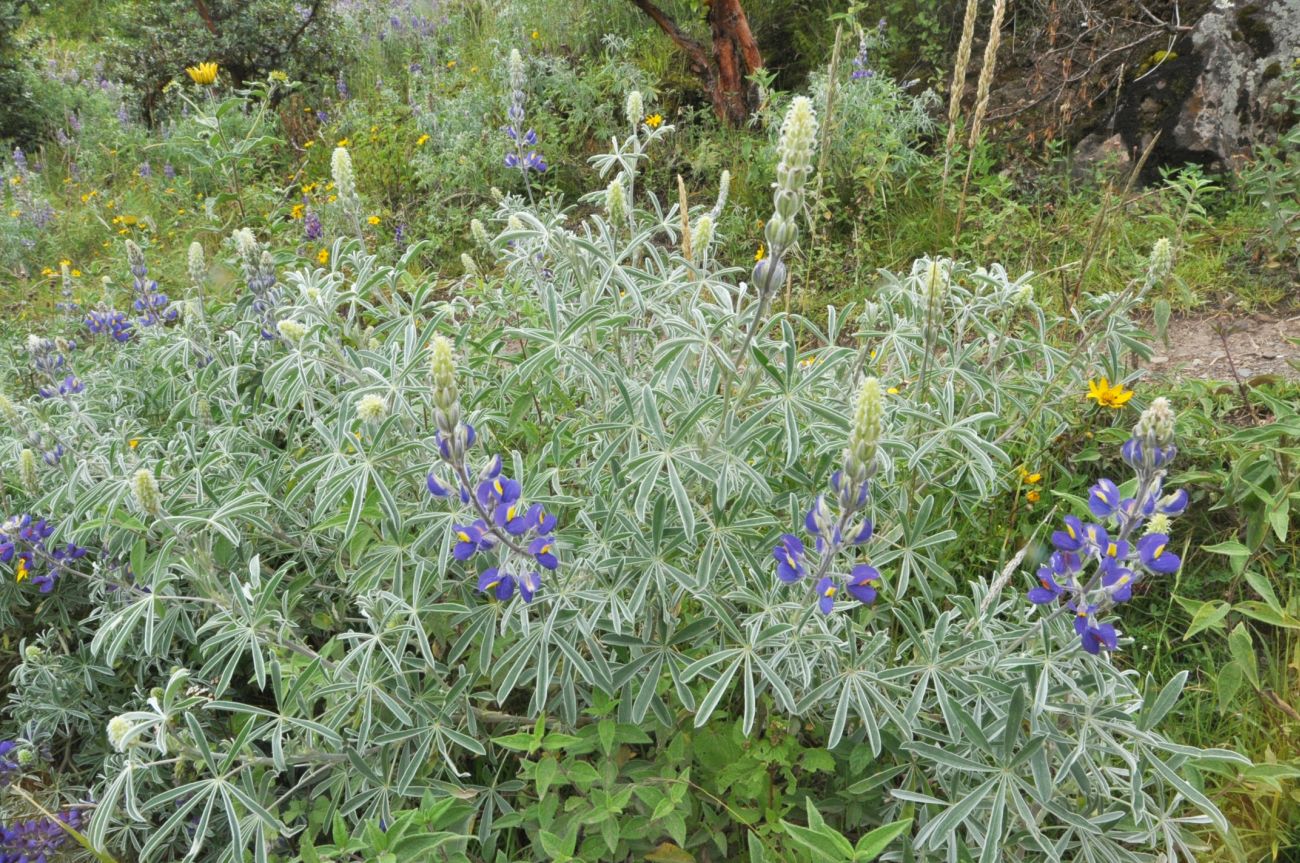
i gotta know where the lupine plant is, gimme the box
[0,90,1248,863]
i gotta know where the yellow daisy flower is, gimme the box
[185,62,219,86]
[1086,378,1134,409]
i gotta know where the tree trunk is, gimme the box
[706,0,763,125]
[629,0,764,127]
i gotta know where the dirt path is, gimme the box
[1145,312,1300,382]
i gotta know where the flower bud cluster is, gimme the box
[755,98,818,297]
[131,468,163,518]
[1146,237,1173,286]
[331,145,361,224]
[187,241,207,290]
[605,173,630,225]
[774,377,884,615]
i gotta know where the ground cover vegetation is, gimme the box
[0,0,1297,861]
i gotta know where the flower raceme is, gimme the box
[774,377,884,615]
[424,336,558,604]
[0,514,87,593]
[1028,397,1186,654]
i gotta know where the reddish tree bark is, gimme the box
[629,0,764,126]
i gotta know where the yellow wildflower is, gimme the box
[1086,378,1134,409]
[1026,489,1041,504]
[291,203,305,220]
[304,140,315,148]
[447,60,456,69]
[59,259,70,267]
[531,30,540,39]
[754,245,765,262]
[129,438,140,448]
[40,267,53,277]
[71,269,81,277]
[886,386,900,395]
[337,138,350,147]
[185,62,219,86]
[646,114,663,129]
[416,133,430,146]
[367,215,380,225]
[318,248,330,265]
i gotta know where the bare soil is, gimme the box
[1145,311,1300,381]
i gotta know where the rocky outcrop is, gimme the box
[1075,0,1298,180]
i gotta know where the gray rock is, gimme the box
[1072,131,1134,180]
[1172,0,1300,166]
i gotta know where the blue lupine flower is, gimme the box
[0,807,83,862]
[0,741,22,785]
[1157,489,1188,515]
[815,576,837,614]
[846,564,880,604]
[524,503,556,534]
[1079,522,1108,555]
[85,307,133,342]
[478,475,520,508]
[1028,552,1076,604]
[1050,515,1086,551]
[1137,534,1180,573]
[1099,538,1129,575]
[773,534,805,583]
[1121,437,1176,470]
[848,518,873,545]
[452,521,488,561]
[477,567,515,600]
[38,373,84,399]
[1103,567,1135,602]
[427,473,452,497]
[1087,479,1121,519]
[1074,613,1118,654]
[494,497,531,535]
[518,570,541,603]
[529,535,558,570]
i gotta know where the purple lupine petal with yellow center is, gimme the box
[846,564,879,604]
[1080,522,1108,555]
[495,498,529,535]
[1137,534,1180,573]
[477,567,515,600]
[1051,514,1086,552]
[1087,479,1122,519]
[1103,567,1135,602]
[773,534,805,583]
[1099,538,1130,575]
[816,576,837,614]
[525,502,556,534]
[529,536,558,570]
[452,521,486,561]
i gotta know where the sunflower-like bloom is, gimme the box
[185,62,219,86]
[1086,377,1134,409]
